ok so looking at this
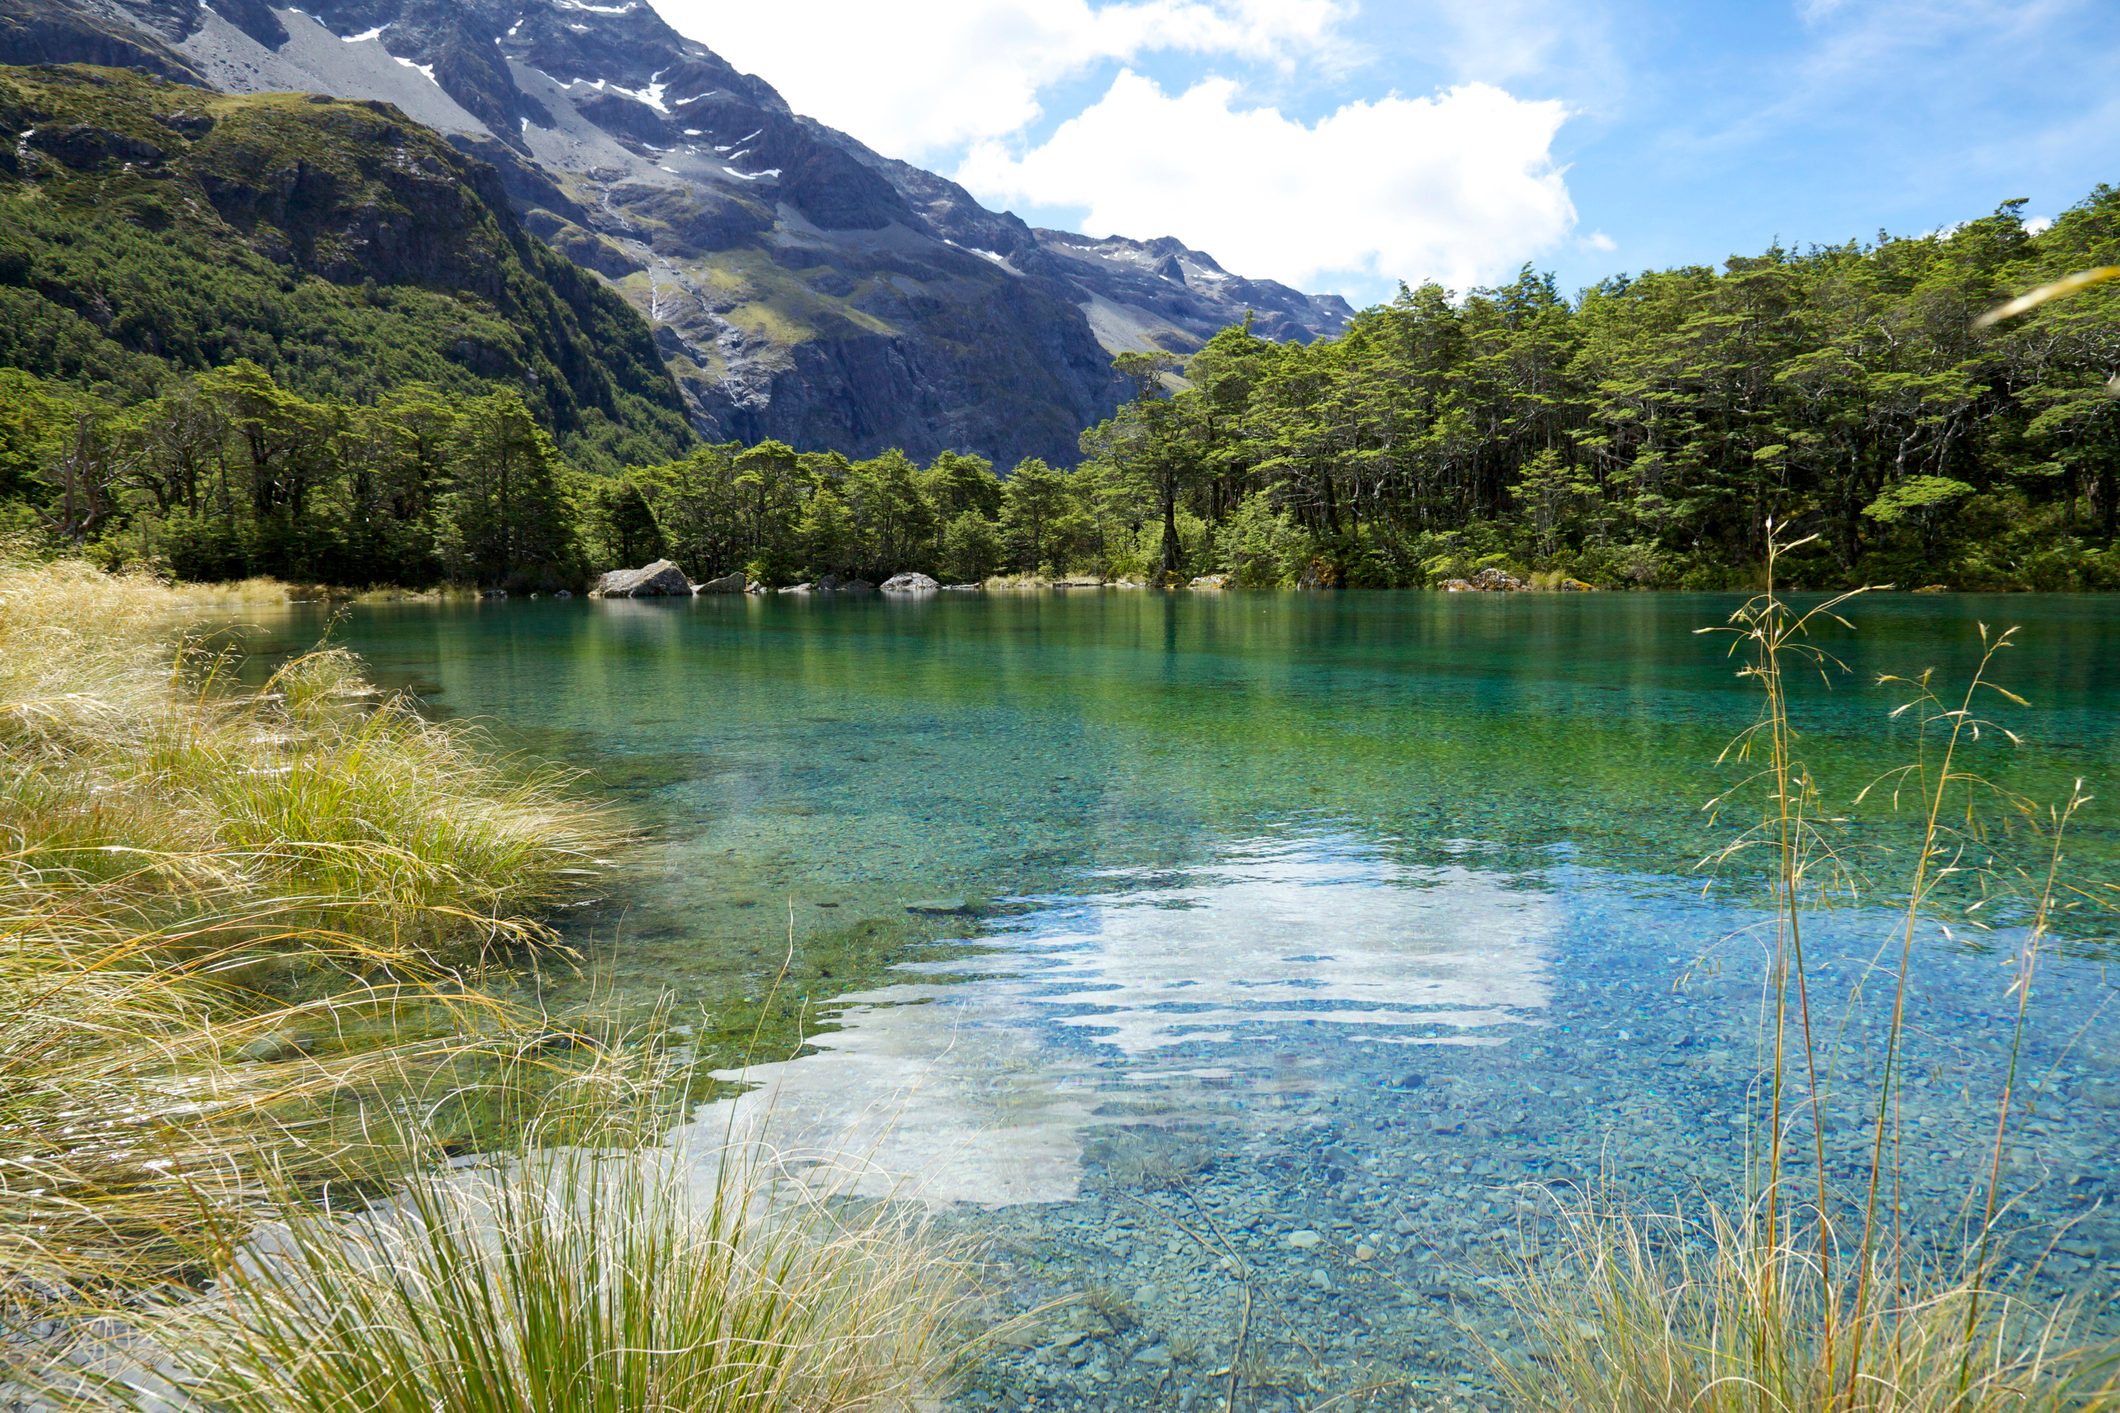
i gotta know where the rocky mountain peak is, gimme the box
[4,0,1356,466]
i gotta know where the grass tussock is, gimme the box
[1,558,618,943]
[56,1117,970,1413]
[0,557,623,1282]
[1493,1199,2120,1411]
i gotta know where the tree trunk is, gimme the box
[1160,480,1181,579]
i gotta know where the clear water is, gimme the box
[244,591,2120,1410]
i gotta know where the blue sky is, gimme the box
[652,0,2120,306]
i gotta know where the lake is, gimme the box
[245,590,2120,1411]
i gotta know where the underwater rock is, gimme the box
[906,897,976,915]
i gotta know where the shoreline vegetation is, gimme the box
[0,555,963,1410]
[5,192,2120,598]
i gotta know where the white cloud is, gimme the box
[957,71,1577,296]
[648,0,1354,160]
[1581,230,1618,253]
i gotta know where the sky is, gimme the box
[648,0,2120,307]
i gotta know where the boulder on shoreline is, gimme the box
[881,572,941,594]
[841,578,877,594]
[1441,567,1526,593]
[695,572,747,595]
[592,560,690,598]
[1188,574,1230,591]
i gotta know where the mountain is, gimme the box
[0,61,696,471]
[0,0,1353,467]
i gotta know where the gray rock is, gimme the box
[817,574,844,591]
[694,572,747,595]
[906,897,976,916]
[592,560,690,598]
[943,582,982,592]
[783,582,813,594]
[841,578,877,594]
[1188,574,1230,591]
[1441,567,1526,593]
[881,572,941,594]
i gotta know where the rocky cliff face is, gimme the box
[4,0,1354,466]
[0,63,695,469]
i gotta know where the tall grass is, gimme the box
[1492,527,2120,1410]
[1,558,617,946]
[1492,1198,2118,1412]
[1,558,624,1283]
[3,556,968,1410]
[49,1094,969,1413]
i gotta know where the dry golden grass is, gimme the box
[0,557,622,1282]
[1491,1198,2120,1412]
[49,1106,972,1413]
[2,557,969,1413]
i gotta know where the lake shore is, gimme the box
[0,557,960,1411]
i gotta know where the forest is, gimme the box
[2,187,2117,590]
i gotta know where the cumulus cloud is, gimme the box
[958,71,1577,296]
[649,0,1354,159]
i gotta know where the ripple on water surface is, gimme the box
[237,593,2120,1410]
[684,830,1555,1206]
[679,826,2120,1410]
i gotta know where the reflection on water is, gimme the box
[233,593,2120,1410]
[682,832,1555,1205]
[688,833,2120,1410]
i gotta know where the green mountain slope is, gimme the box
[0,63,693,472]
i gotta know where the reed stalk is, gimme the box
[1494,523,2119,1410]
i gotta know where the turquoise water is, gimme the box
[248,591,2120,1409]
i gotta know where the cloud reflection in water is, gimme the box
[680,831,1555,1206]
